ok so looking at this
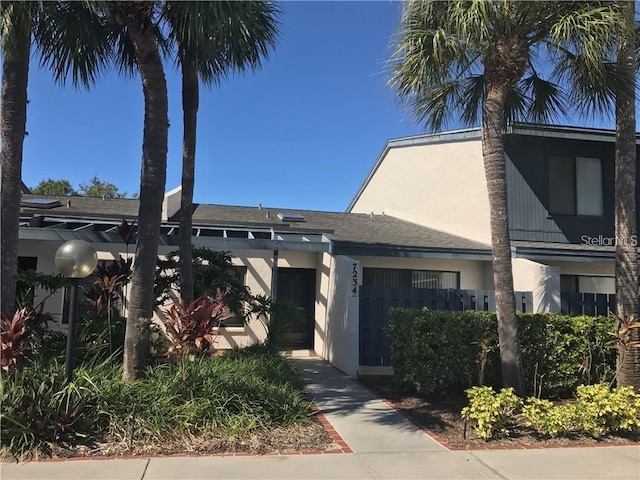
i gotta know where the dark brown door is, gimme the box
[277,268,316,348]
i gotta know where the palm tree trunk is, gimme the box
[615,0,639,390]
[121,14,168,380]
[482,82,525,397]
[0,18,31,316]
[179,63,198,304]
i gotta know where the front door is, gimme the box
[277,268,316,349]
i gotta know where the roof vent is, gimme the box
[21,198,62,209]
[277,212,305,223]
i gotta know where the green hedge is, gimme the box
[387,309,615,398]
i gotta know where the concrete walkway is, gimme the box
[2,357,639,479]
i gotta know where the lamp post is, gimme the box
[54,240,97,382]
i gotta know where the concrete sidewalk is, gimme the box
[2,357,639,479]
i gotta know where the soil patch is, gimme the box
[358,376,640,449]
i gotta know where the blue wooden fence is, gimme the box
[359,286,533,367]
[560,292,616,316]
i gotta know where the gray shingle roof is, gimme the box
[21,194,139,219]
[190,203,490,251]
[20,194,490,252]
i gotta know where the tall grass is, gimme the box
[1,346,312,459]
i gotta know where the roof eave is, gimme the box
[332,241,492,260]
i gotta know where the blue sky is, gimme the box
[21,1,625,212]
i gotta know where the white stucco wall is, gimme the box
[161,186,182,221]
[544,260,614,277]
[512,258,560,313]
[322,255,359,376]
[350,139,491,243]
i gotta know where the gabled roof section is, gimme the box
[347,122,640,213]
[346,127,482,212]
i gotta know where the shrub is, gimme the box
[0,359,111,458]
[573,384,640,437]
[387,309,615,397]
[461,386,521,439]
[387,309,497,394]
[473,384,640,439]
[522,397,578,437]
[1,346,312,458]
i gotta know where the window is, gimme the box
[548,156,603,216]
[560,275,614,294]
[363,268,459,289]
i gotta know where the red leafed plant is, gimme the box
[1,308,38,372]
[152,289,229,369]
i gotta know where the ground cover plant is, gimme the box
[359,376,640,448]
[1,345,333,460]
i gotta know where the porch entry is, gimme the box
[277,268,316,349]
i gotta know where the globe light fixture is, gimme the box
[54,240,98,382]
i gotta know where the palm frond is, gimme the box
[519,74,568,123]
[551,48,618,118]
[35,1,113,89]
[410,78,466,131]
[162,0,280,86]
[390,0,482,131]
[456,75,485,127]
[1,1,37,54]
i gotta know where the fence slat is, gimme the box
[358,286,533,366]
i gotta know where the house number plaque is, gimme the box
[350,262,359,297]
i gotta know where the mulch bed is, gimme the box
[358,376,640,449]
[1,420,338,462]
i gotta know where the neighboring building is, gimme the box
[17,123,639,375]
[349,123,640,312]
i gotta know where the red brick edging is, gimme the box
[361,384,640,451]
[310,404,354,454]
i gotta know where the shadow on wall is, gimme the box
[243,255,273,295]
[324,256,358,376]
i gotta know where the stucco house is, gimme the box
[17,122,639,375]
[349,123,640,316]
[18,186,494,376]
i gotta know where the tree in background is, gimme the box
[162,1,279,304]
[31,178,77,196]
[79,175,129,198]
[31,176,132,197]
[390,0,620,395]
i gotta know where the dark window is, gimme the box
[560,274,578,293]
[17,256,38,271]
[363,268,459,289]
[548,156,603,216]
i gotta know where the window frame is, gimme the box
[547,155,604,218]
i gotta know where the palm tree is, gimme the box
[107,1,169,380]
[0,2,32,316]
[390,0,619,395]
[1,1,112,316]
[41,1,169,379]
[162,1,279,304]
[614,0,639,389]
